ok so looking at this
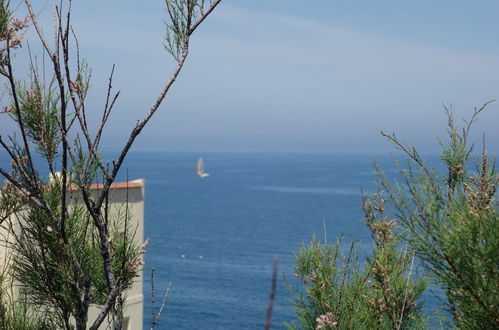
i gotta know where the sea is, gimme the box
[0,151,431,329]
[114,152,402,329]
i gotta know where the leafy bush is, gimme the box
[378,104,498,329]
[290,104,498,329]
[288,194,426,330]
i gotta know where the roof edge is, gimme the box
[70,179,144,191]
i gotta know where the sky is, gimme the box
[2,0,499,154]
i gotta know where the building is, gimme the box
[0,178,145,329]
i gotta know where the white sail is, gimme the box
[196,157,209,178]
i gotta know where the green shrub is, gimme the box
[290,104,498,329]
[378,103,498,329]
[288,194,426,330]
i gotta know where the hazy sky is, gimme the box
[3,1,499,154]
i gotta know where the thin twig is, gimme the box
[397,252,415,330]
[150,268,172,330]
[264,256,278,330]
[152,282,172,329]
[188,0,222,35]
[150,268,156,324]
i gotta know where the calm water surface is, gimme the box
[0,151,422,329]
[116,152,400,329]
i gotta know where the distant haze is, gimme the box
[1,0,499,154]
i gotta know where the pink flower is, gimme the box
[11,16,29,31]
[140,237,151,254]
[143,237,151,247]
[316,312,337,329]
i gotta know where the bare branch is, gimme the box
[95,37,191,211]
[264,256,278,330]
[380,130,442,200]
[150,268,172,330]
[188,0,222,35]
[24,0,55,59]
[2,1,223,328]
[5,36,40,192]
[462,100,494,147]
[89,284,121,330]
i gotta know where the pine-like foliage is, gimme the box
[288,195,426,330]
[378,103,498,329]
[0,0,221,328]
[8,180,142,329]
[289,104,498,330]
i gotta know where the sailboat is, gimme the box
[196,157,209,178]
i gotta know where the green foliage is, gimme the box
[289,237,362,329]
[10,77,61,165]
[362,194,427,329]
[0,296,55,330]
[7,180,142,328]
[0,181,23,224]
[0,262,55,329]
[377,103,499,329]
[71,138,101,188]
[288,195,426,330]
[0,0,11,37]
[0,0,220,328]
[163,0,214,61]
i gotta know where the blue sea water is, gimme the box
[0,151,435,328]
[115,152,401,329]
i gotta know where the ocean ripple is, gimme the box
[256,186,362,196]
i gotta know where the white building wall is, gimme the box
[0,179,145,330]
[84,179,144,330]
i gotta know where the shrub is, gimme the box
[290,104,498,329]
[378,103,498,328]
